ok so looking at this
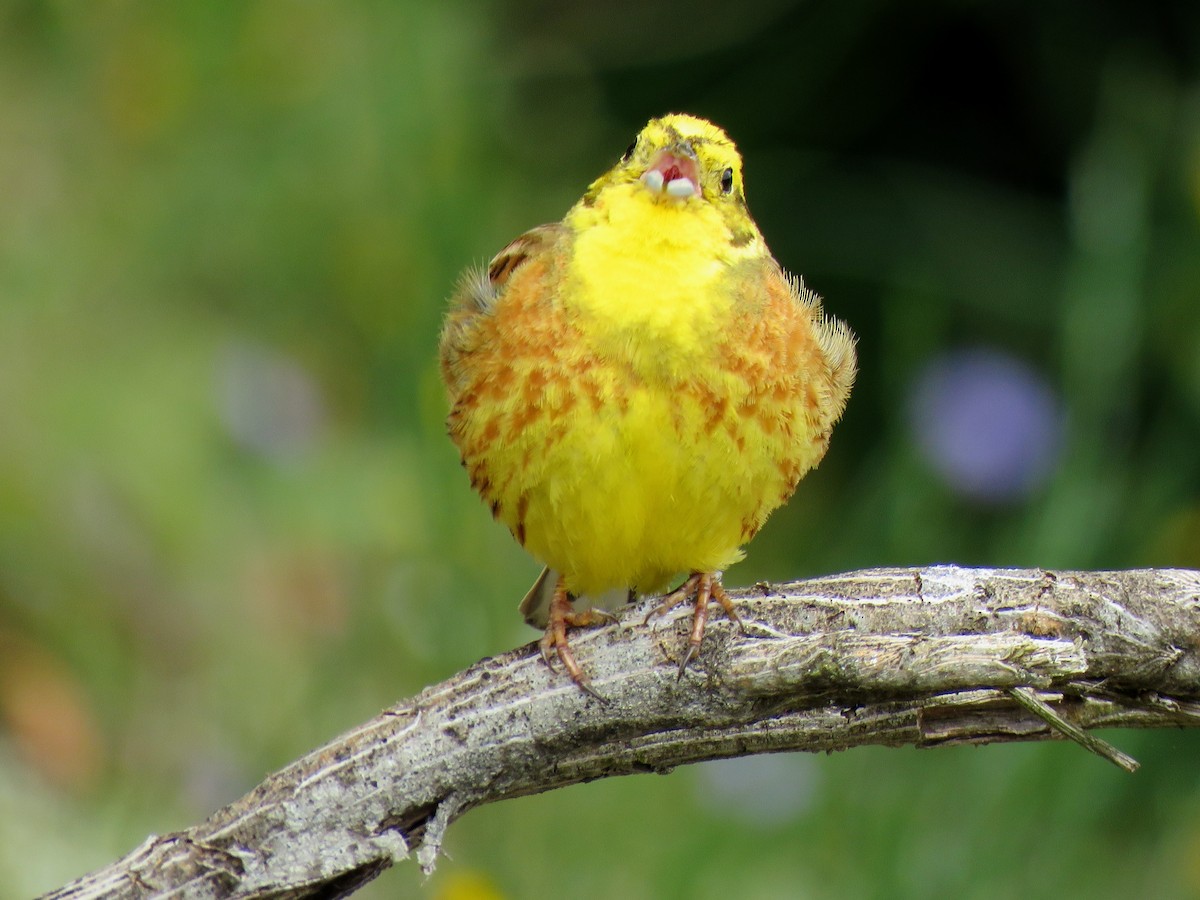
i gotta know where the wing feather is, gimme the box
[438,223,568,394]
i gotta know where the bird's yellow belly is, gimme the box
[497,366,791,597]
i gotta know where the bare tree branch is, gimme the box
[41,566,1200,900]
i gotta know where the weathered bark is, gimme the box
[41,566,1200,900]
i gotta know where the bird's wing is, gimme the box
[772,265,858,430]
[438,223,568,394]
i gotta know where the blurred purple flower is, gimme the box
[908,348,1063,503]
[215,340,327,463]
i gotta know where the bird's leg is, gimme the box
[538,575,616,699]
[644,571,745,677]
[679,573,746,676]
[643,572,701,624]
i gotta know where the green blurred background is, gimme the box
[3,1,1200,897]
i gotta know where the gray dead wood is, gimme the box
[41,566,1200,900]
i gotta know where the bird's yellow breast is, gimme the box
[563,183,748,379]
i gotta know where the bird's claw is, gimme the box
[650,572,740,677]
[538,577,614,700]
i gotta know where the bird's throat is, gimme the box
[564,183,736,375]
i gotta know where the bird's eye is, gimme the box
[719,167,734,194]
[621,139,637,162]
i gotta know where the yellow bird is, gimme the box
[440,113,856,691]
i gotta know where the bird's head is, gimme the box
[584,114,751,213]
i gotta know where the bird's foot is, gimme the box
[644,572,744,677]
[539,577,616,700]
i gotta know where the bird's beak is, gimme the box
[640,142,700,201]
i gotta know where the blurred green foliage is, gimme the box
[2,1,1200,897]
